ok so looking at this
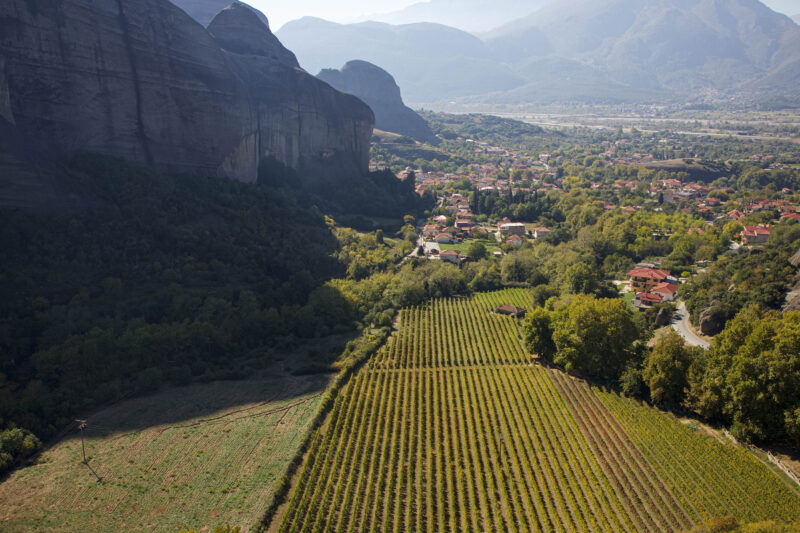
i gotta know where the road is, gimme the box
[671,301,710,349]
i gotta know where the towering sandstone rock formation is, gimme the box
[318,60,439,145]
[208,3,374,183]
[0,0,373,208]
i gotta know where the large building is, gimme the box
[499,223,526,236]
[628,267,672,292]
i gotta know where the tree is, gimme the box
[723,221,743,242]
[619,364,647,399]
[562,262,599,295]
[643,330,696,407]
[550,295,642,380]
[690,306,800,444]
[522,308,556,361]
[466,241,488,262]
[0,427,41,475]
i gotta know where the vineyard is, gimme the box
[272,289,800,532]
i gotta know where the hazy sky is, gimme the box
[254,0,800,30]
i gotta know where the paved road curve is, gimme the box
[671,301,710,349]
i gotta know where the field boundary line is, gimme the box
[256,327,393,532]
[722,429,800,488]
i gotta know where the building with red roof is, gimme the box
[634,292,663,309]
[741,225,770,245]
[440,250,463,266]
[651,282,680,302]
[628,267,671,292]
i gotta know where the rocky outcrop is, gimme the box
[0,0,373,209]
[169,0,268,27]
[699,304,729,336]
[208,4,374,182]
[318,60,439,145]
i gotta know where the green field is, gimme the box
[0,377,326,532]
[439,240,502,255]
[271,289,800,532]
[623,290,636,310]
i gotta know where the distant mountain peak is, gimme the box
[364,0,549,33]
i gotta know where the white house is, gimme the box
[651,282,680,302]
[507,235,524,248]
[499,223,526,236]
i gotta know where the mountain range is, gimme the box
[362,0,549,33]
[276,18,525,103]
[793,13,800,23]
[277,0,800,107]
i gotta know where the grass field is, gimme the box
[0,376,326,532]
[272,289,800,532]
[439,240,502,255]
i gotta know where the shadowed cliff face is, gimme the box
[318,60,438,145]
[0,0,251,180]
[0,0,374,209]
[208,3,375,183]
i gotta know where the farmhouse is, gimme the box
[496,305,527,318]
[634,292,663,309]
[628,267,671,292]
[507,235,524,248]
[651,282,680,302]
[499,222,526,236]
[436,233,458,244]
[440,250,463,266]
[727,209,746,221]
[422,225,442,239]
[533,227,551,239]
[455,219,473,230]
[741,225,770,245]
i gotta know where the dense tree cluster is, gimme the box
[0,154,429,467]
[683,222,800,333]
[523,295,644,381]
[0,427,40,476]
[687,307,800,445]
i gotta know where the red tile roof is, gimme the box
[636,292,663,304]
[651,283,680,296]
[628,268,671,281]
[742,225,770,237]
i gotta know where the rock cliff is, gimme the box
[318,60,439,145]
[208,4,374,183]
[0,0,373,209]
[169,0,268,27]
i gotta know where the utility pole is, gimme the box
[75,419,102,482]
[75,419,87,463]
